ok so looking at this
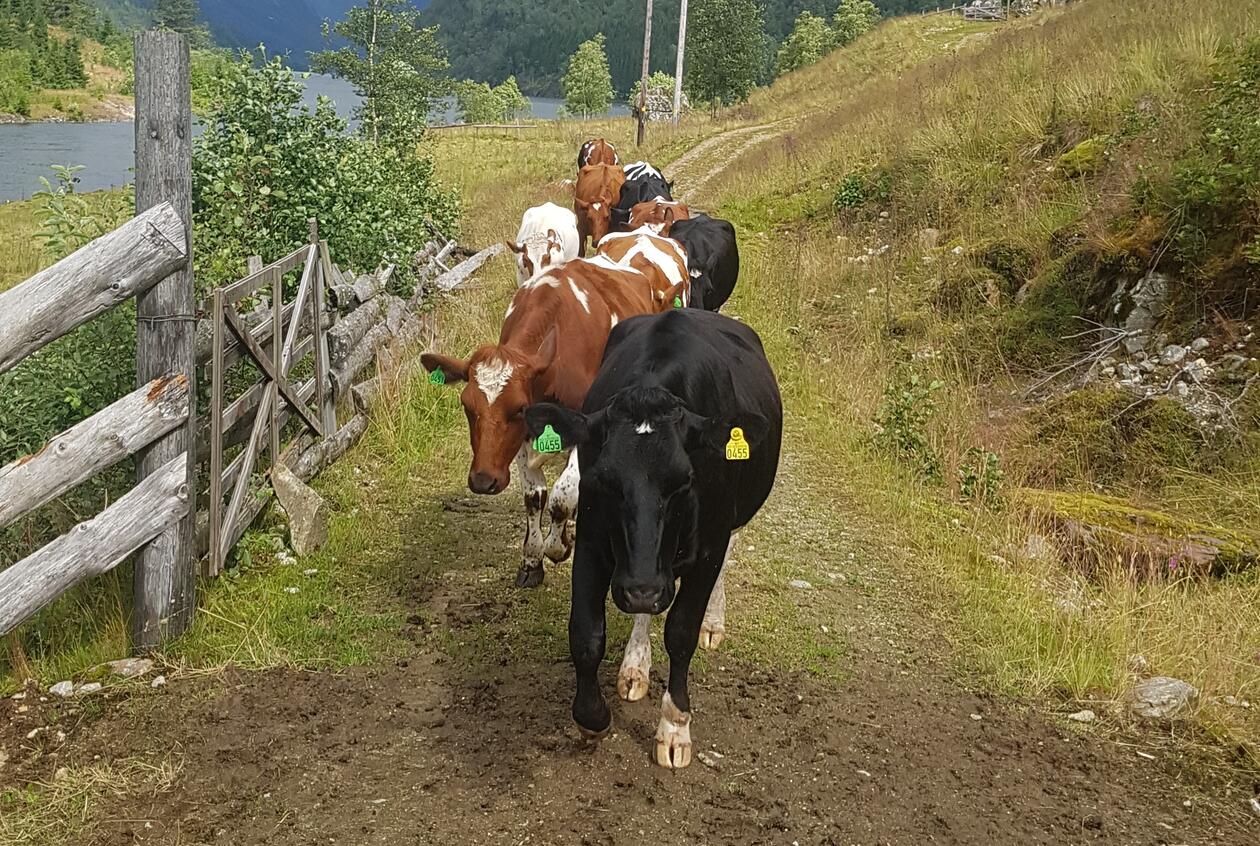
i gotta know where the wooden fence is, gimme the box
[0,29,506,655]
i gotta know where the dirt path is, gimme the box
[665,122,789,205]
[3,427,1255,845]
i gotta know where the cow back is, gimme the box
[667,214,739,312]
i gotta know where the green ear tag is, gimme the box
[534,424,564,454]
[673,295,684,309]
[725,427,750,461]
[429,369,446,385]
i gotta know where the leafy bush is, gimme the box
[627,70,678,111]
[777,12,834,76]
[455,75,529,124]
[832,167,891,211]
[1161,39,1260,280]
[0,167,136,465]
[192,53,460,294]
[832,0,880,46]
[874,369,943,481]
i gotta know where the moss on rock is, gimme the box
[1057,137,1109,177]
[1014,488,1260,579]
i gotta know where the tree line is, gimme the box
[0,0,94,114]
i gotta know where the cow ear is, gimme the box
[663,206,675,225]
[506,240,525,254]
[525,404,601,448]
[610,206,631,228]
[685,411,770,456]
[421,352,469,385]
[575,198,591,211]
[530,329,558,374]
[660,281,688,311]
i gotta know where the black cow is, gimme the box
[666,213,739,311]
[525,309,783,769]
[612,161,672,231]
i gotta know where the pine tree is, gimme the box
[685,0,765,107]
[154,0,201,34]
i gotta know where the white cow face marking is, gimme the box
[636,422,654,435]
[473,358,514,406]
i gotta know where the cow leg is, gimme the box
[544,450,580,563]
[516,448,548,588]
[617,614,652,702]
[656,535,727,769]
[570,530,613,736]
[699,532,737,650]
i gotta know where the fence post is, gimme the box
[132,29,197,652]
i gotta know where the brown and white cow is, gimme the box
[628,198,692,233]
[421,256,682,588]
[596,228,691,308]
[578,138,619,169]
[574,163,626,257]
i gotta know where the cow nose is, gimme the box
[618,583,665,615]
[469,471,505,495]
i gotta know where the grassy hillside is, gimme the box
[698,0,1260,742]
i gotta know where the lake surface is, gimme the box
[0,74,628,203]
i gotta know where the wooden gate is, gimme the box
[206,222,336,576]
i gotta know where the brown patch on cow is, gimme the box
[597,232,691,305]
[579,138,619,168]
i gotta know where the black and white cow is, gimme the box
[526,309,782,768]
[664,213,739,311]
[612,161,672,231]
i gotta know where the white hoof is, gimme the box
[654,693,692,769]
[699,619,725,650]
[618,666,650,702]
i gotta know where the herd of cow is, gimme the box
[421,139,783,769]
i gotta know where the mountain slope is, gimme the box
[420,0,940,96]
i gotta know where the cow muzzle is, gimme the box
[612,579,673,615]
[469,469,508,495]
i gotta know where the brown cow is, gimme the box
[421,256,682,588]
[628,198,692,233]
[574,163,626,257]
[578,138,620,169]
[596,229,691,308]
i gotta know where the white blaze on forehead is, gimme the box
[567,278,591,313]
[636,422,654,434]
[473,358,514,406]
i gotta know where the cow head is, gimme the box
[507,228,566,285]
[575,197,615,245]
[422,332,558,495]
[629,199,687,234]
[526,387,768,615]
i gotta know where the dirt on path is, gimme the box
[664,122,790,206]
[3,429,1256,846]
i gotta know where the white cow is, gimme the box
[508,202,580,286]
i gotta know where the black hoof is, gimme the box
[515,565,544,589]
[574,695,611,737]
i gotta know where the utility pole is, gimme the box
[673,0,688,125]
[636,0,654,146]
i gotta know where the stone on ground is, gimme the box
[1127,676,1198,721]
[272,463,330,556]
[49,681,74,698]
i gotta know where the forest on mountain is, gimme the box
[420,0,941,96]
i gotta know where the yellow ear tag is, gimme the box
[725,427,750,461]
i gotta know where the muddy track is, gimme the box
[2,430,1256,845]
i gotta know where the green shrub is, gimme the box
[1056,136,1109,177]
[0,168,136,467]
[192,53,460,294]
[0,48,33,116]
[874,369,943,482]
[958,447,1004,507]
[832,167,891,212]
[1159,39,1260,283]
